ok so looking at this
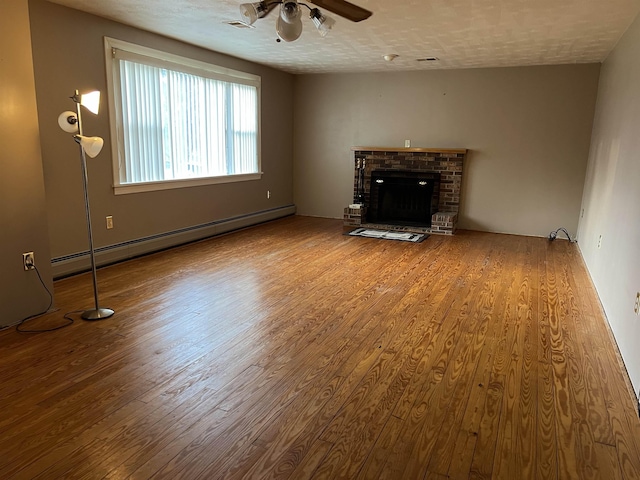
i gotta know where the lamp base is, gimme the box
[81,308,115,321]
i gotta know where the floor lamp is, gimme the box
[58,90,114,320]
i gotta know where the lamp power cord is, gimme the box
[548,227,574,243]
[15,264,74,333]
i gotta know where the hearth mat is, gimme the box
[347,228,427,243]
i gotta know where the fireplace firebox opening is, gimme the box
[368,170,440,227]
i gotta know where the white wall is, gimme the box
[293,65,600,238]
[578,13,640,396]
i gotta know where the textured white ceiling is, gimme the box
[46,0,640,74]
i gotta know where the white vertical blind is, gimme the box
[120,60,165,183]
[232,83,258,175]
[115,54,259,185]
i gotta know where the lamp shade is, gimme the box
[75,135,104,158]
[58,111,79,134]
[80,90,101,115]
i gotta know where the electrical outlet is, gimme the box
[106,216,114,229]
[405,139,411,147]
[581,208,585,218]
[634,292,640,315]
[267,190,271,199]
[23,252,35,271]
[597,235,602,249]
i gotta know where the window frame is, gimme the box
[104,37,262,195]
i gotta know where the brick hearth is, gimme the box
[344,147,467,235]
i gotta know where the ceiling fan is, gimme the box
[238,0,373,42]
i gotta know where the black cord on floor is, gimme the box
[548,227,574,243]
[16,265,75,333]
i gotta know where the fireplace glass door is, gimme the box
[368,170,440,227]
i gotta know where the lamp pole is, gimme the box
[72,90,114,320]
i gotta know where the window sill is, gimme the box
[114,172,263,195]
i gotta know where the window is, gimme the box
[104,38,261,194]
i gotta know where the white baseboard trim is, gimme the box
[51,205,296,278]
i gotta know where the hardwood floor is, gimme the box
[1,215,639,479]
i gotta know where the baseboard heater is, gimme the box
[51,205,296,278]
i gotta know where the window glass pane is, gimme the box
[108,39,260,189]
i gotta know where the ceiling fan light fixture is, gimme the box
[310,8,335,37]
[235,0,372,43]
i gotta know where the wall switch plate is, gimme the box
[267,190,271,199]
[106,216,114,229]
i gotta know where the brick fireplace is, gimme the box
[344,147,467,235]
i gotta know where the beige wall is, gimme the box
[578,12,640,396]
[29,0,294,267]
[293,65,600,237]
[0,0,53,327]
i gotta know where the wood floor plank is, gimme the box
[468,374,505,479]
[595,441,624,480]
[555,250,616,447]
[537,360,559,480]
[492,238,537,480]
[285,439,333,480]
[516,239,540,479]
[544,241,584,479]
[0,217,638,479]
[591,344,640,479]
[468,237,528,479]
[355,414,404,480]
[536,241,559,480]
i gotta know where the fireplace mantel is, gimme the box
[345,147,468,235]
[352,146,467,155]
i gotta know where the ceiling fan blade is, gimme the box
[311,0,372,22]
